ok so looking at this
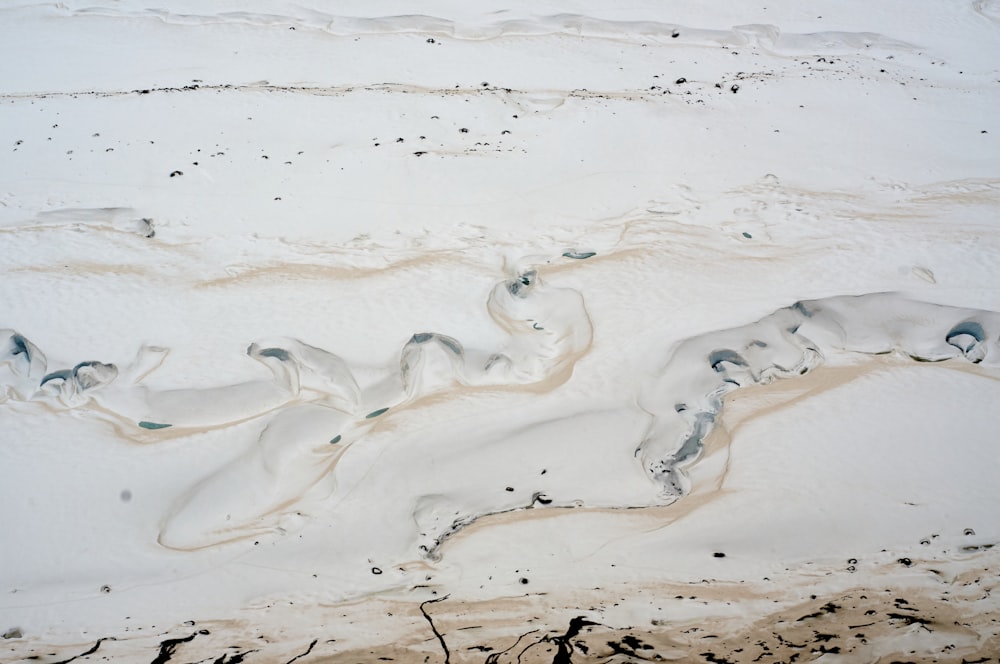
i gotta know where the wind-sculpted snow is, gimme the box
[2,263,998,553]
[637,294,1000,497]
[53,5,916,55]
[3,0,1000,657]
[1,262,592,549]
[0,331,46,402]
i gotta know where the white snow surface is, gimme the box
[2,1,1000,661]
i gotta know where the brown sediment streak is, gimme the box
[194,251,476,289]
[714,355,1000,444]
[187,550,999,663]
[9,262,148,276]
[97,398,309,445]
[668,356,997,526]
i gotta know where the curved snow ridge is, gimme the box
[637,293,1000,497]
[59,5,915,54]
[0,262,593,548]
[5,279,999,552]
[158,268,593,549]
[0,267,589,426]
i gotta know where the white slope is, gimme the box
[1,1,999,662]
